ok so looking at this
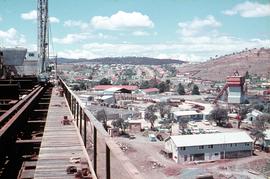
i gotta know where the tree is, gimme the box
[149,78,159,88]
[192,85,200,95]
[263,102,270,113]
[112,118,128,133]
[99,78,111,85]
[88,75,93,80]
[245,71,250,79]
[237,105,250,128]
[252,102,265,112]
[79,82,86,90]
[96,109,108,131]
[158,102,171,118]
[209,108,228,126]
[145,105,158,130]
[179,117,189,134]
[165,80,171,91]
[177,83,185,95]
[250,130,265,146]
[158,81,167,93]
[250,114,269,146]
[187,82,193,88]
[140,80,150,89]
[158,81,166,93]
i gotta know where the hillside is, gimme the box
[177,48,270,81]
[57,56,185,65]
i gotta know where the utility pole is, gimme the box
[37,0,49,73]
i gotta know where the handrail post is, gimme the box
[76,102,79,126]
[84,112,87,146]
[94,126,97,174]
[77,102,82,135]
[106,145,111,179]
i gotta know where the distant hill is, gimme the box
[177,47,270,81]
[57,56,185,65]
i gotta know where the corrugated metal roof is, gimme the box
[169,132,253,147]
[143,88,159,93]
[173,110,200,116]
[94,85,138,91]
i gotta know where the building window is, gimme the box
[215,153,219,156]
[180,147,186,150]
[245,143,250,146]
[199,145,204,149]
[235,143,237,146]
[208,145,213,148]
[29,53,35,57]
[230,144,233,147]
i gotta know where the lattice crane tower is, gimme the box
[37,0,49,73]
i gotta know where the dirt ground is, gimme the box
[114,133,270,179]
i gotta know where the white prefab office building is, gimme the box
[165,132,253,163]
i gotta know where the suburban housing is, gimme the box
[165,132,253,163]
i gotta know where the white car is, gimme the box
[202,119,210,125]
[191,127,200,134]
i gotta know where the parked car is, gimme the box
[199,128,205,134]
[129,134,136,139]
[148,134,157,142]
[191,127,200,134]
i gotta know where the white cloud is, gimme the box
[178,15,221,36]
[132,31,150,36]
[91,11,154,30]
[49,17,60,23]
[0,28,26,46]
[21,10,59,23]
[56,36,270,62]
[21,10,37,20]
[53,33,91,44]
[222,1,270,17]
[57,49,98,59]
[64,20,88,29]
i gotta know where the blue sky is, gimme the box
[0,0,269,61]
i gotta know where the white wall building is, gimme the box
[244,109,263,124]
[172,110,203,121]
[165,132,253,163]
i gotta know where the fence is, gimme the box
[59,78,143,179]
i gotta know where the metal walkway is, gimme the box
[34,87,93,179]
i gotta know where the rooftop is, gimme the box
[93,85,139,91]
[173,110,200,116]
[143,88,159,93]
[168,132,253,147]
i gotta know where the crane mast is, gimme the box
[37,0,48,73]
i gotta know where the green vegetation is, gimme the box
[192,84,200,95]
[112,118,128,133]
[99,78,111,85]
[145,105,158,130]
[158,102,171,118]
[96,109,108,131]
[250,113,270,145]
[177,83,185,95]
[209,108,228,126]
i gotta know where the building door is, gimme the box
[193,153,205,161]
[184,155,188,161]
[220,151,225,159]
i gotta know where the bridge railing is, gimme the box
[59,78,143,179]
